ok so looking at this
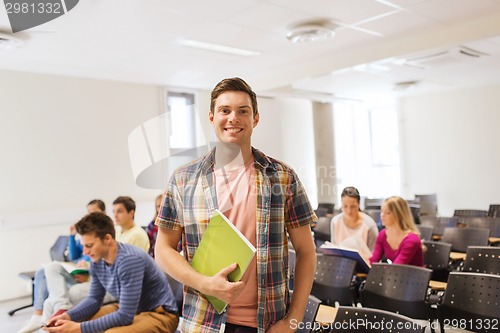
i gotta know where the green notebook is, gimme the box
[190,209,257,314]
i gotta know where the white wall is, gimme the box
[0,70,163,301]
[399,84,500,216]
[252,97,318,207]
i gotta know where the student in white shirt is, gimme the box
[330,186,378,261]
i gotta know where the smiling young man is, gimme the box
[44,212,179,333]
[155,77,317,333]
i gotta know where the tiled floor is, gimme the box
[0,296,38,333]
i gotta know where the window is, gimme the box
[333,100,400,202]
[166,91,197,151]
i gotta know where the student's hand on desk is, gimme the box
[206,263,245,304]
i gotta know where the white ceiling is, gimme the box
[2,0,500,100]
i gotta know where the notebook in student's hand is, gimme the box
[59,262,90,275]
[190,209,257,314]
[319,242,371,274]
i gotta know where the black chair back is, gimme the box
[360,263,432,319]
[363,198,383,210]
[335,306,425,333]
[295,294,321,333]
[288,249,296,290]
[317,203,335,215]
[462,217,500,238]
[488,204,500,217]
[453,209,488,218]
[419,216,458,236]
[314,207,328,218]
[415,194,438,216]
[438,272,500,333]
[463,246,500,275]
[166,274,184,311]
[311,254,356,306]
[313,217,331,248]
[454,209,488,225]
[417,225,433,241]
[364,209,382,231]
[423,241,451,282]
[50,235,69,262]
[441,227,490,253]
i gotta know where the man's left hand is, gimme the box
[266,318,295,333]
[42,319,81,333]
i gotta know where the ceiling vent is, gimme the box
[394,80,419,91]
[401,46,488,69]
[286,19,337,43]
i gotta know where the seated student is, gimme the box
[145,194,163,258]
[43,196,150,319]
[330,186,378,261]
[369,196,423,267]
[18,199,105,333]
[43,212,179,333]
[112,196,150,252]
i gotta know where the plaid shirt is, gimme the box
[156,147,316,333]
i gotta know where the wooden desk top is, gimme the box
[490,237,500,244]
[429,280,447,291]
[315,304,338,325]
[450,252,466,261]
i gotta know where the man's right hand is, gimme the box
[44,312,71,328]
[203,263,245,304]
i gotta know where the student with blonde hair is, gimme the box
[369,196,423,267]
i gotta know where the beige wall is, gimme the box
[0,70,162,300]
[399,84,500,216]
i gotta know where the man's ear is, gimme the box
[209,111,214,125]
[253,112,259,128]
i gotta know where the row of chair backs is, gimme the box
[453,209,488,217]
[460,217,500,237]
[438,272,500,333]
[334,306,425,333]
[441,227,490,252]
[419,216,458,236]
[310,254,356,306]
[360,263,432,320]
